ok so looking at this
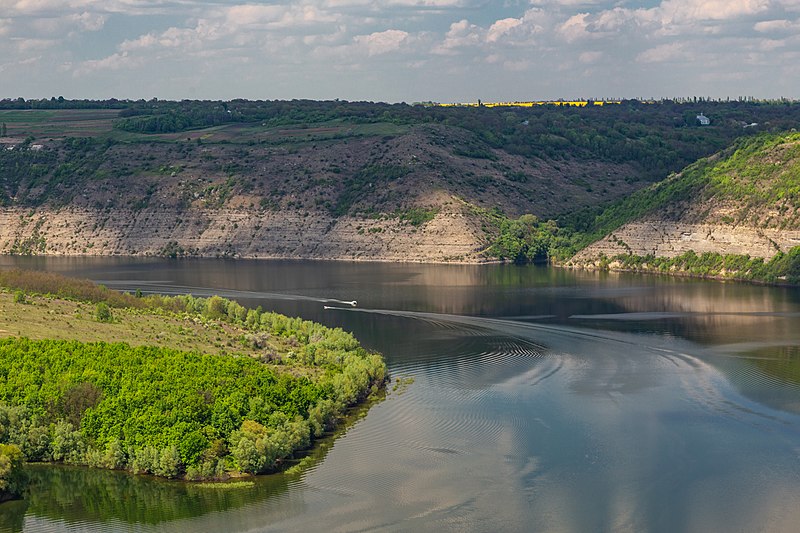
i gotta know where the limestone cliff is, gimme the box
[0,198,488,262]
[571,132,800,265]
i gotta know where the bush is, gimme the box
[95,302,113,322]
[0,443,26,501]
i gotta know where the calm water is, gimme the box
[1,257,800,532]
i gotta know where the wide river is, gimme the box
[1,258,799,532]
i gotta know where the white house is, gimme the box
[696,113,710,126]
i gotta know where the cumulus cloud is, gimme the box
[69,11,106,31]
[579,50,603,63]
[637,42,692,63]
[1,0,800,100]
[354,29,409,55]
[73,51,140,75]
[487,18,522,43]
[434,19,485,53]
[754,18,800,32]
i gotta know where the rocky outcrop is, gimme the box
[0,197,489,263]
[573,220,800,262]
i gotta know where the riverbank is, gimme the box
[562,248,800,287]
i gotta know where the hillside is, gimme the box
[570,133,800,280]
[3,99,800,262]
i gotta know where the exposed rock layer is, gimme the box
[574,220,800,261]
[0,200,487,263]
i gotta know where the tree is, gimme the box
[95,302,113,322]
[1,122,7,136]
[0,444,27,501]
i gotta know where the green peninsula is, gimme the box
[0,270,386,485]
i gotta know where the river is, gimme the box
[1,257,799,532]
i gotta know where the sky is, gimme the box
[1,0,799,102]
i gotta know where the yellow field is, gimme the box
[435,100,621,108]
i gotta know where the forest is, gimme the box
[0,271,387,485]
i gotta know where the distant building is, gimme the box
[696,113,710,126]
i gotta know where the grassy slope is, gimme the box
[561,132,800,284]
[0,292,286,366]
[5,101,800,224]
[564,132,800,254]
[0,112,646,221]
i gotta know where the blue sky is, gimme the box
[1,1,799,102]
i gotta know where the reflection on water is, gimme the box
[17,465,288,527]
[748,345,800,386]
[1,257,799,532]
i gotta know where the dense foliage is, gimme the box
[0,443,26,502]
[599,247,800,284]
[0,278,387,481]
[483,132,800,265]
[5,99,800,207]
[561,132,800,246]
[481,211,561,264]
[105,99,800,182]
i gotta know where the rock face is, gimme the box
[573,133,800,264]
[0,198,488,263]
[574,220,800,261]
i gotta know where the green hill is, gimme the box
[568,132,800,283]
[3,99,800,262]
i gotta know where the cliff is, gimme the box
[572,132,800,265]
[0,195,487,262]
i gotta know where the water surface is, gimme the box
[1,257,799,532]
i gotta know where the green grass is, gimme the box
[192,481,256,489]
[0,291,286,365]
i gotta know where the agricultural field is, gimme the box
[0,110,120,140]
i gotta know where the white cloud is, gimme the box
[354,28,409,55]
[558,13,591,42]
[1,0,800,101]
[579,50,602,63]
[503,58,530,71]
[74,51,140,75]
[487,17,522,43]
[637,42,692,63]
[754,18,800,32]
[656,0,771,25]
[69,11,106,31]
[13,37,57,51]
[433,19,485,53]
[529,0,605,6]
[224,4,285,26]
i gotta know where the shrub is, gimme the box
[95,302,113,322]
[0,444,27,501]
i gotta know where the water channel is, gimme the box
[1,257,799,532]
